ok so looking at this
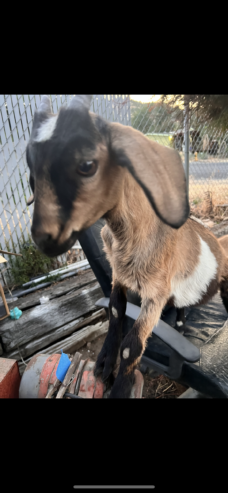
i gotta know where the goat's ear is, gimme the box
[68,95,93,111]
[110,124,189,229]
[37,95,52,114]
[26,174,35,205]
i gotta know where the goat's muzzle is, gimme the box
[31,226,79,258]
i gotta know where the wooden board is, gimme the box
[0,283,103,353]
[5,269,97,311]
[0,284,10,321]
[32,320,109,356]
[5,308,106,360]
[18,320,109,375]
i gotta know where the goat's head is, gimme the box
[26,95,189,257]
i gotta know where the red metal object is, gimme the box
[78,370,96,398]
[19,353,61,398]
[93,376,105,398]
[38,353,61,398]
[0,358,21,398]
[49,354,61,386]
[19,353,144,398]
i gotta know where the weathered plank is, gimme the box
[42,320,109,357]
[6,269,96,311]
[56,351,82,399]
[5,308,106,360]
[0,283,103,352]
[18,320,109,375]
[67,358,84,396]
[74,358,90,396]
[45,377,61,399]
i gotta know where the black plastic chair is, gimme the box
[78,219,228,398]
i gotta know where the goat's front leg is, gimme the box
[175,307,186,333]
[94,280,127,382]
[109,296,167,398]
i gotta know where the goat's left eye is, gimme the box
[77,160,97,176]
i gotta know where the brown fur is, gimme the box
[57,139,123,242]
[109,122,188,228]
[99,172,228,389]
[32,178,61,240]
[30,116,189,248]
[102,173,228,302]
[219,235,228,255]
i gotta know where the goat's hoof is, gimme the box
[108,372,135,399]
[94,348,117,383]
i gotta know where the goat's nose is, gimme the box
[31,228,52,246]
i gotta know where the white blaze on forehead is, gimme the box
[171,234,218,307]
[34,115,58,142]
[176,321,183,327]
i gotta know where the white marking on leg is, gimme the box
[171,235,217,307]
[176,321,183,327]
[112,307,118,318]
[34,116,58,142]
[123,348,130,359]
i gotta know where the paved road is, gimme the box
[189,160,228,181]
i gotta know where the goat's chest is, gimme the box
[102,225,164,294]
[114,259,140,292]
[109,240,150,293]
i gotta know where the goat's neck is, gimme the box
[105,171,159,247]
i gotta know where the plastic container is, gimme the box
[10,307,22,320]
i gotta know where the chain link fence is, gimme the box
[0,95,131,285]
[130,97,228,206]
[2,94,228,286]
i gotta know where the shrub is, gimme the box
[6,239,56,287]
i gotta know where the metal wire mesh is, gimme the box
[0,95,131,284]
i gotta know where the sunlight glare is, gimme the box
[130,95,161,103]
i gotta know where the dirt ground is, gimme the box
[78,333,188,398]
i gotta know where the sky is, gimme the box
[130,95,162,103]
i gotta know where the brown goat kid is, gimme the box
[26,95,228,398]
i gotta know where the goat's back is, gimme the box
[218,235,228,255]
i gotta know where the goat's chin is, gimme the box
[36,231,79,258]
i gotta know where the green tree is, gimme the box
[161,95,228,132]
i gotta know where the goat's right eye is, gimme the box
[77,160,98,177]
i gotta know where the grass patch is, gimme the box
[192,198,202,205]
[146,134,172,147]
[189,179,228,204]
